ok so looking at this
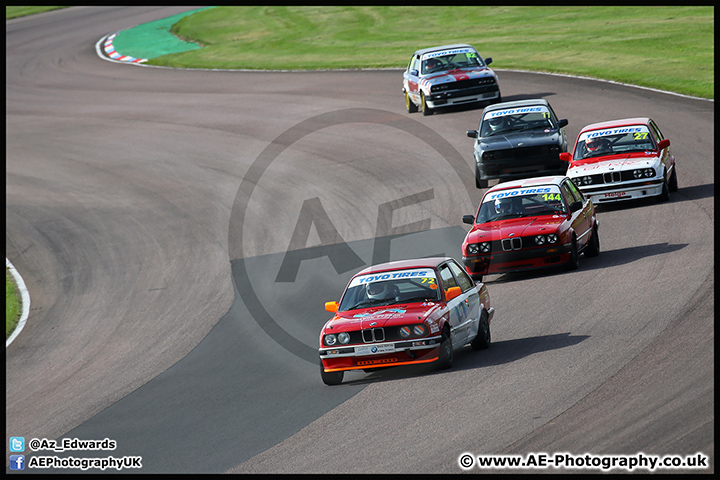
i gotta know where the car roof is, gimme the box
[413,44,475,56]
[485,175,567,193]
[579,117,651,133]
[354,257,453,276]
[483,98,550,113]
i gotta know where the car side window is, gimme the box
[565,179,585,202]
[448,261,473,291]
[438,264,457,291]
[560,181,579,206]
[409,55,420,73]
[649,120,665,144]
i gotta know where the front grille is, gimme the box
[433,77,496,92]
[574,170,658,187]
[484,145,556,161]
[481,147,562,176]
[362,328,385,343]
[603,171,622,183]
[501,237,522,251]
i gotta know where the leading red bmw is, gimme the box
[319,257,494,385]
[462,175,599,281]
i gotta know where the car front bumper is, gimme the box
[463,243,573,276]
[426,86,500,108]
[576,178,664,204]
[319,335,442,372]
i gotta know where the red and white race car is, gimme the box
[402,44,501,115]
[462,176,599,281]
[319,257,494,385]
[560,117,678,204]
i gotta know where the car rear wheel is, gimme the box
[405,91,418,113]
[585,224,600,257]
[320,360,344,386]
[421,92,433,116]
[470,311,491,350]
[437,328,453,369]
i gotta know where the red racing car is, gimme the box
[319,257,494,385]
[462,176,599,281]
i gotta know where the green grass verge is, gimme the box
[6,6,67,19]
[6,269,21,339]
[153,6,713,99]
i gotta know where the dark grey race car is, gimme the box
[467,99,569,188]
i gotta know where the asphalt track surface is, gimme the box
[6,7,714,474]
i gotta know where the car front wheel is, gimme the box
[405,91,418,113]
[320,360,344,386]
[565,236,579,270]
[658,171,670,202]
[475,165,488,189]
[470,311,491,350]
[585,224,600,257]
[437,328,453,369]
[668,166,679,192]
[421,92,433,116]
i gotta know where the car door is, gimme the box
[448,260,481,343]
[438,262,469,348]
[649,119,674,175]
[563,178,592,249]
[403,54,421,102]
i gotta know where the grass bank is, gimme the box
[157,6,713,99]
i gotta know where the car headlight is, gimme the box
[535,234,559,245]
[579,175,593,185]
[324,334,337,346]
[633,168,655,179]
[467,242,490,255]
[399,325,427,338]
[338,332,350,344]
[482,151,495,161]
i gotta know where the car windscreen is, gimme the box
[481,105,556,137]
[338,268,441,311]
[475,185,566,223]
[420,47,483,75]
[574,125,655,159]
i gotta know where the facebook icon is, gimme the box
[9,455,25,470]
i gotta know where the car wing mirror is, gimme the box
[484,57,493,65]
[325,301,339,313]
[445,286,462,301]
[559,152,572,162]
[558,119,569,128]
[409,69,419,76]
[462,214,475,225]
[466,130,478,138]
[658,139,670,150]
[569,201,582,213]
